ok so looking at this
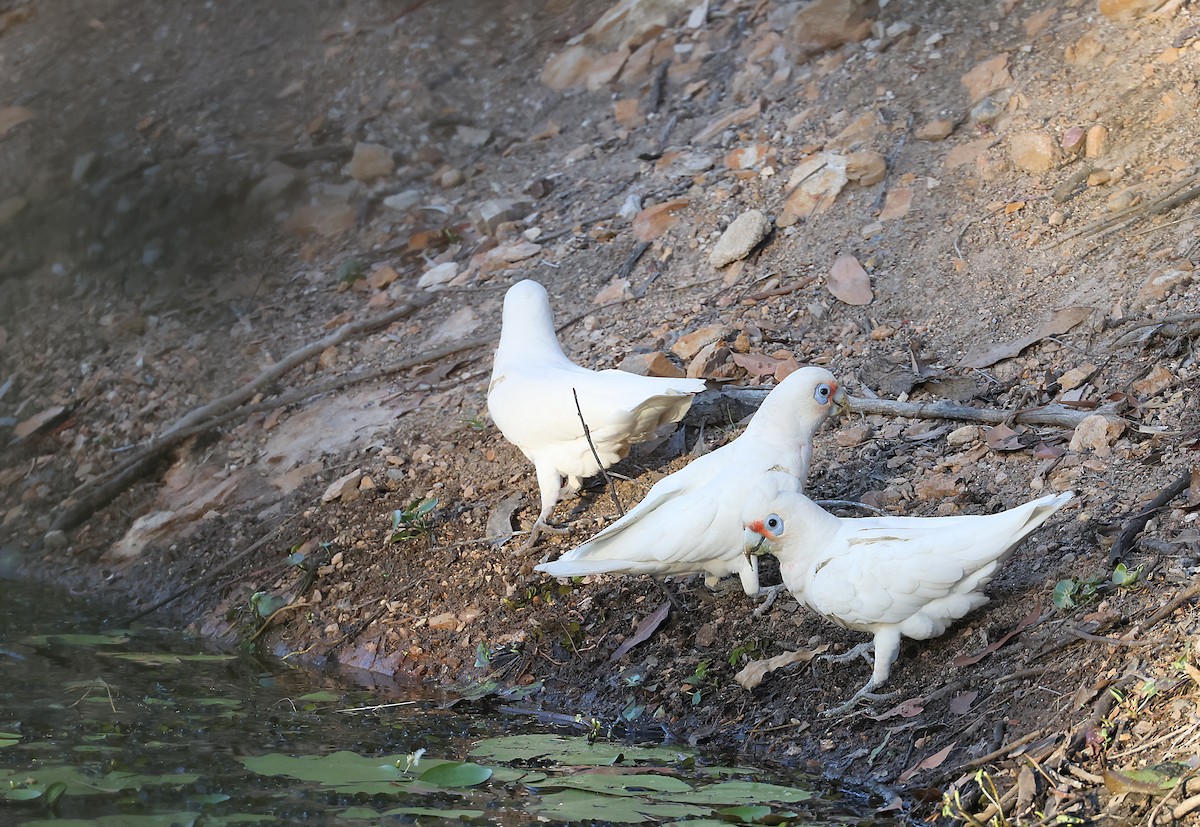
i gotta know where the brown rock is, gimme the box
[1068,414,1123,456]
[322,469,363,503]
[1058,363,1097,391]
[1009,132,1060,173]
[786,0,878,59]
[585,49,630,91]
[945,138,993,169]
[946,425,979,447]
[672,324,726,360]
[1065,32,1105,65]
[349,142,395,181]
[1137,268,1192,303]
[619,351,686,379]
[541,44,594,90]
[960,54,1012,103]
[1087,169,1112,186]
[1098,0,1161,20]
[1085,125,1107,158]
[613,98,644,128]
[428,612,459,631]
[836,424,872,447]
[846,150,887,185]
[686,343,734,380]
[1061,126,1086,155]
[1132,365,1174,397]
[915,472,963,500]
[915,119,954,141]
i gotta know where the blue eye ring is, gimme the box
[764,514,784,535]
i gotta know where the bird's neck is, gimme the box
[496,320,570,365]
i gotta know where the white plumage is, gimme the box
[535,366,846,595]
[742,482,1074,713]
[488,279,706,544]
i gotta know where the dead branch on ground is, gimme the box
[1108,470,1193,565]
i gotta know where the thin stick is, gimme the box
[572,388,624,518]
[1108,470,1192,564]
[118,513,296,624]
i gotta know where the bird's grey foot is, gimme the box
[813,498,887,516]
[819,683,898,717]
[752,583,788,618]
[519,520,571,552]
[819,640,874,666]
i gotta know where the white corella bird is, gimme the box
[488,279,707,546]
[535,366,847,595]
[742,484,1074,713]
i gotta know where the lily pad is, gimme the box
[546,772,693,797]
[296,691,341,703]
[23,633,130,647]
[719,804,774,821]
[470,734,690,766]
[659,780,814,805]
[418,761,492,788]
[531,789,709,823]
[104,652,239,666]
[0,731,19,748]
[0,766,200,797]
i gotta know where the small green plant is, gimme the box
[390,498,438,542]
[335,258,364,283]
[727,639,765,668]
[681,660,715,706]
[459,413,488,432]
[1052,562,1143,611]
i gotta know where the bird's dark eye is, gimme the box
[814,383,831,402]
[765,514,784,535]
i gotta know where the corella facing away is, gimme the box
[743,486,1074,713]
[488,279,706,545]
[535,366,847,595]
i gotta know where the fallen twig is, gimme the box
[1053,171,1200,246]
[51,294,435,535]
[1108,469,1192,565]
[1108,312,1200,349]
[118,513,297,625]
[573,388,624,519]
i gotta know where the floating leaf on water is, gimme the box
[104,652,239,666]
[3,786,44,801]
[188,793,232,805]
[719,804,773,821]
[546,772,693,797]
[0,766,200,797]
[658,780,814,805]
[296,691,341,703]
[0,731,19,748]
[19,815,201,827]
[23,633,131,647]
[418,761,492,788]
[470,734,690,766]
[531,789,708,823]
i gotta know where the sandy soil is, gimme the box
[2,0,1199,821]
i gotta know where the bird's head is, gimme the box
[761,366,847,431]
[743,512,786,561]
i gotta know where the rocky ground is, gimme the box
[2,0,1200,822]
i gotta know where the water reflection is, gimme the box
[0,580,888,825]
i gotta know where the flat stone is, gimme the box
[349,142,395,181]
[786,0,878,59]
[321,468,362,499]
[1009,131,1060,173]
[836,424,872,447]
[1132,365,1173,397]
[686,343,735,380]
[619,351,686,378]
[915,119,954,141]
[471,198,533,236]
[846,150,886,185]
[382,190,423,212]
[1099,0,1161,20]
[418,261,459,290]
[946,425,979,446]
[672,324,726,360]
[961,54,1012,103]
[1058,363,1097,391]
[1068,414,1123,456]
[1085,125,1108,158]
[709,209,771,268]
[1137,268,1192,304]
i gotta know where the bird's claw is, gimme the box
[752,583,787,618]
[818,641,874,666]
[819,689,899,718]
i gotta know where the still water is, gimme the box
[0,580,890,825]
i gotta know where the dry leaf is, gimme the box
[484,491,524,547]
[949,690,979,715]
[897,742,957,783]
[984,423,1029,452]
[14,405,68,440]
[610,602,671,661]
[0,106,36,139]
[731,352,781,378]
[866,697,925,720]
[827,255,873,306]
[878,187,913,221]
[734,646,827,690]
[959,306,1092,369]
[632,198,689,242]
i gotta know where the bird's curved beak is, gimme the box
[742,521,768,562]
[832,383,850,418]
